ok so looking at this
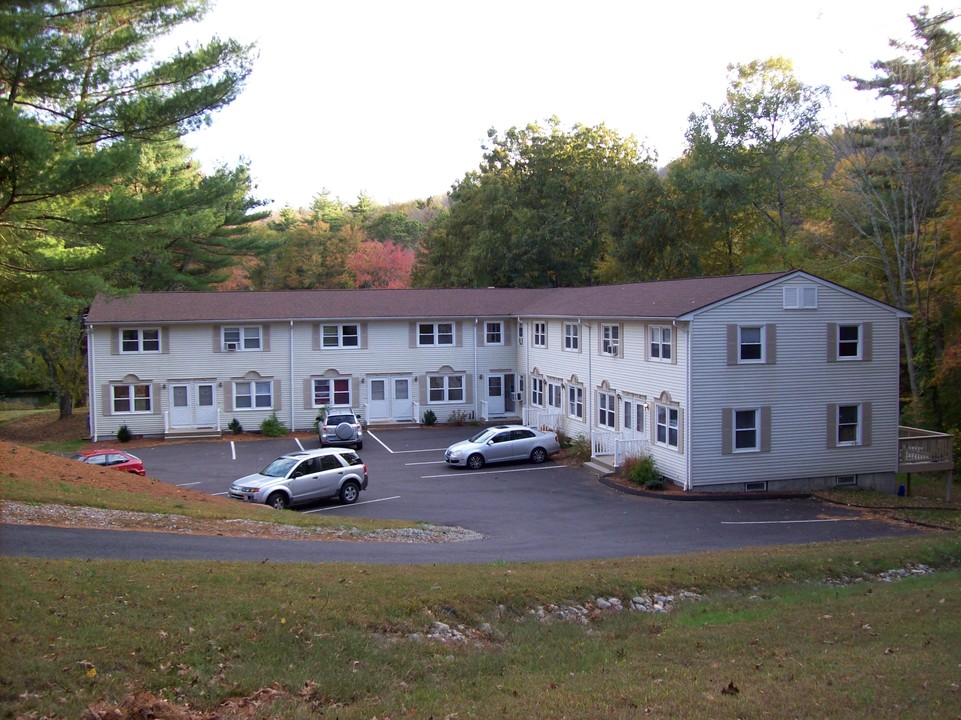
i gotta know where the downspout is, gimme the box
[473,318,479,420]
[581,319,592,456]
[289,320,295,432]
[87,324,97,442]
[683,319,691,491]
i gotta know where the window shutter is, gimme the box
[409,322,417,348]
[726,325,737,365]
[760,406,772,452]
[765,324,777,364]
[671,329,678,366]
[303,378,313,408]
[111,328,120,355]
[676,408,684,453]
[102,385,113,416]
[826,404,837,448]
[273,379,282,411]
[359,323,368,349]
[826,323,838,362]
[419,376,428,405]
[161,327,170,354]
[152,384,162,415]
[224,385,233,412]
[862,402,872,446]
[213,326,222,352]
[465,372,474,403]
[642,323,649,361]
[862,323,873,362]
[262,325,270,351]
[312,324,321,351]
[352,376,361,404]
[721,408,733,455]
[455,321,463,347]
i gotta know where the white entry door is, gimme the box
[392,377,413,421]
[169,382,217,428]
[487,374,505,416]
[367,378,389,421]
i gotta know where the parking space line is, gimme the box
[302,495,401,513]
[366,430,446,455]
[421,465,557,479]
[721,518,860,525]
[405,460,447,466]
[177,481,202,487]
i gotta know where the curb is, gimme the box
[596,474,810,501]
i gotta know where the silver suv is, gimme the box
[228,448,368,509]
[318,406,363,449]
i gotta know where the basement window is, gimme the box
[835,475,858,487]
[744,481,768,492]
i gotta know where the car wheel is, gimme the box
[530,447,547,464]
[339,480,361,504]
[266,492,289,510]
[466,453,485,470]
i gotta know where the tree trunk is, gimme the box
[59,392,73,420]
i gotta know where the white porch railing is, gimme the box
[592,431,648,468]
[533,412,563,431]
[479,399,489,421]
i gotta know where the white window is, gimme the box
[567,385,584,419]
[734,409,760,452]
[655,404,679,449]
[564,322,579,351]
[601,324,620,356]
[548,381,562,409]
[531,377,544,406]
[518,323,524,345]
[111,384,152,413]
[837,404,861,445]
[624,399,646,433]
[598,391,616,429]
[428,374,464,403]
[533,322,547,348]
[650,326,672,361]
[234,380,273,409]
[838,325,861,360]
[485,321,503,345]
[223,326,261,351]
[121,328,160,353]
[418,322,454,346]
[738,326,764,363]
[312,377,351,407]
[322,324,360,348]
[784,286,818,309]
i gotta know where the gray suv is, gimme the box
[318,406,363,449]
[228,448,368,509]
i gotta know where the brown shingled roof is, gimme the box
[85,272,791,324]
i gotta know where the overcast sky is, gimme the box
[165,1,952,210]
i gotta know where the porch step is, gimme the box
[585,457,616,474]
[164,428,223,441]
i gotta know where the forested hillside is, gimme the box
[1,3,958,440]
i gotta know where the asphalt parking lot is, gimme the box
[75,425,922,564]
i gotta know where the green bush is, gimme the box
[621,454,665,490]
[447,409,469,425]
[116,424,132,443]
[422,409,437,426]
[259,412,288,437]
[227,417,243,435]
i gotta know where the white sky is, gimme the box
[165,0,955,210]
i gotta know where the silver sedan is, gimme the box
[444,425,560,469]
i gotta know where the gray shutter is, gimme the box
[102,385,113,416]
[352,376,361,406]
[671,327,677,366]
[721,408,733,455]
[111,328,120,355]
[262,325,270,351]
[152,384,162,415]
[409,322,417,348]
[465,372,474,403]
[827,323,837,362]
[643,323,649,361]
[224,384,233,412]
[312,324,321,351]
[862,402,872,446]
[862,323,873,362]
[360,323,368,350]
[455,321,463,347]
[676,407,684,453]
[765,324,777,364]
[161,326,170,354]
[760,406,772,452]
[303,378,313,409]
[213,326,222,352]
[505,320,512,347]
[273,378,282,411]
[726,325,738,365]
[826,404,837,448]
[419,376,428,405]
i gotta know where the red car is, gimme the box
[71,449,146,476]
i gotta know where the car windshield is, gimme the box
[468,429,495,443]
[259,457,299,478]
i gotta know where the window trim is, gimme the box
[427,373,465,404]
[223,325,262,351]
[111,383,153,414]
[655,403,679,449]
[120,328,161,354]
[601,323,621,357]
[837,403,861,446]
[738,325,765,364]
[567,384,584,420]
[547,381,562,410]
[484,321,504,346]
[733,408,761,452]
[311,376,352,408]
[322,324,360,349]
[418,322,455,347]
[531,376,545,407]
[650,326,672,362]
[533,321,547,348]
[837,324,862,361]
[597,390,616,429]
[563,322,580,352]
[233,379,274,410]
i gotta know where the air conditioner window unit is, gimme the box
[225,342,238,350]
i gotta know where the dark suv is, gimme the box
[318,406,363,450]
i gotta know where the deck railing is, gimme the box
[898,426,954,473]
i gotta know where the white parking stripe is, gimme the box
[365,430,447,455]
[302,495,401,513]
[405,460,448,466]
[721,518,860,525]
[421,465,557,479]
[177,481,202,487]
[212,491,229,496]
